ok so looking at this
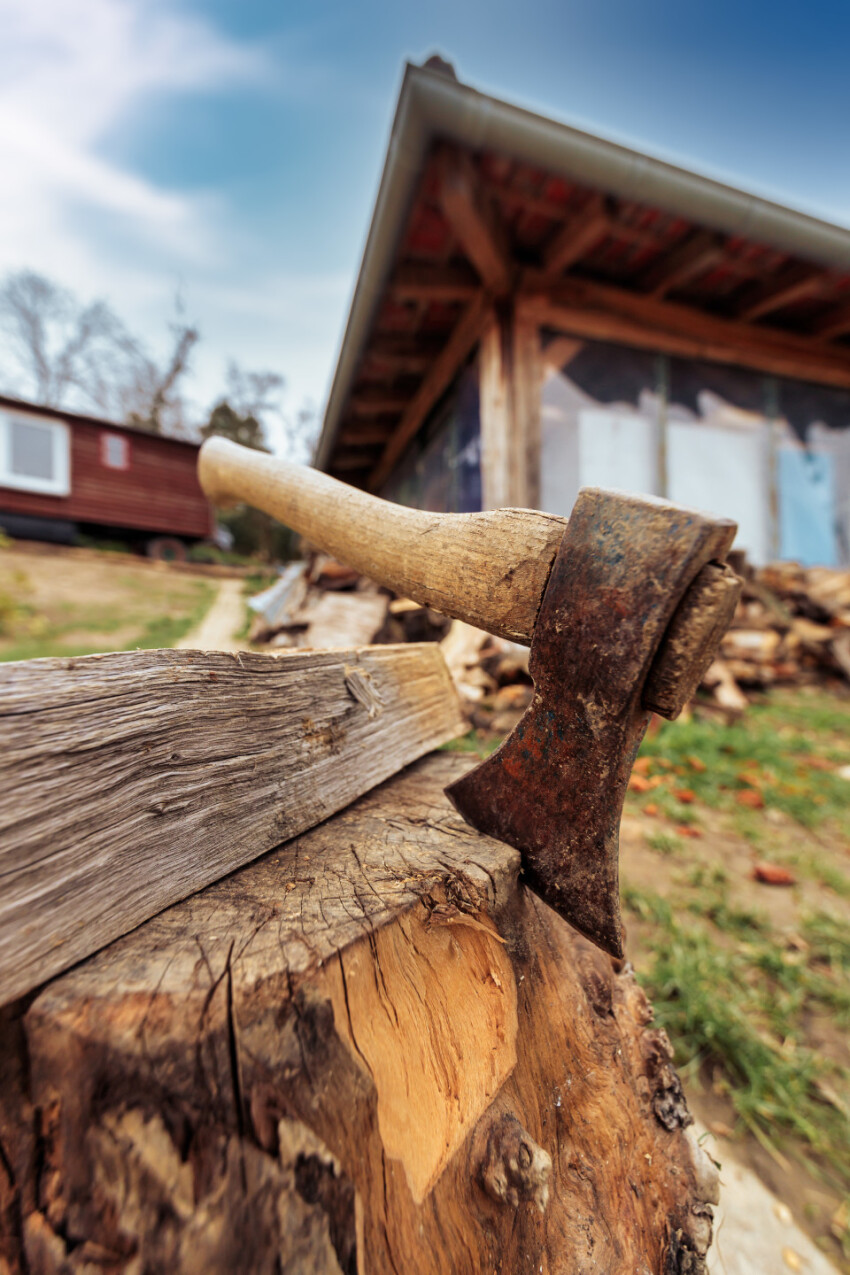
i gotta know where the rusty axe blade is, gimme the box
[445,489,738,958]
[197,440,741,959]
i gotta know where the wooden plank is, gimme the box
[737,264,826,322]
[812,302,850,342]
[479,304,543,509]
[390,261,480,302]
[337,423,395,447]
[348,390,410,418]
[542,335,584,371]
[519,271,850,390]
[0,644,465,1004]
[368,292,491,491]
[541,195,609,278]
[638,229,725,298]
[0,754,718,1274]
[436,147,512,293]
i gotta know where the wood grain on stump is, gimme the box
[0,755,717,1274]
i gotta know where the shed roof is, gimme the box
[317,60,850,488]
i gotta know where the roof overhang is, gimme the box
[316,61,850,483]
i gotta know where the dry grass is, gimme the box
[0,545,216,661]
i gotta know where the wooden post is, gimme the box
[0,754,719,1275]
[479,303,543,510]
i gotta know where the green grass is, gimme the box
[0,577,216,662]
[440,729,502,757]
[635,691,850,835]
[624,882,850,1187]
[646,830,685,856]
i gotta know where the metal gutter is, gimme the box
[315,63,850,470]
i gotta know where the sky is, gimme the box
[2,0,850,451]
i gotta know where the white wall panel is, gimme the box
[668,421,770,563]
[578,409,658,497]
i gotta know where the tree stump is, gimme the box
[0,754,718,1274]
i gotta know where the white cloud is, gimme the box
[0,0,349,441]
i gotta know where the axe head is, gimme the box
[445,489,738,958]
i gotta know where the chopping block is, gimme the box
[0,755,720,1275]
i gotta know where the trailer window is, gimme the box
[101,432,130,470]
[0,412,70,496]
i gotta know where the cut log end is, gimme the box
[0,755,715,1274]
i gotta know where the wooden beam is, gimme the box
[814,304,850,342]
[348,390,411,417]
[436,147,512,293]
[390,261,480,302]
[369,293,491,491]
[541,195,609,279]
[518,271,850,390]
[338,423,396,446]
[332,448,382,471]
[479,303,543,509]
[0,646,465,1003]
[638,229,725,298]
[738,264,827,322]
[542,336,584,371]
[367,337,441,375]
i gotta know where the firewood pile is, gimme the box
[247,553,850,726]
[704,555,850,713]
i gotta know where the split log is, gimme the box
[0,645,464,1004]
[0,755,718,1274]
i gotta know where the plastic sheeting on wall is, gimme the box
[668,421,771,565]
[578,409,658,496]
[777,447,838,567]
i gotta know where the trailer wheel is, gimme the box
[146,537,187,563]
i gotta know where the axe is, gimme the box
[199,437,740,958]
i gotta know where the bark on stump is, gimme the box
[0,755,718,1274]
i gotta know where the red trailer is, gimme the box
[0,395,215,553]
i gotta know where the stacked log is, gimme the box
[244,555,850,720]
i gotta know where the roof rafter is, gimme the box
[390,261,480,302]
[737,263,827,322]
[436,147,512,294]
[519,270,850,389]
[638,229,725,298]
[368,292,491,491]
[541,195,609,279]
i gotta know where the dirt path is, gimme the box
[175,578,247,653]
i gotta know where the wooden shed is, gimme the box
[316,58,850,567]
[0,395,214,549]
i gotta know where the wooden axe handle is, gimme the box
[198,437,566,643]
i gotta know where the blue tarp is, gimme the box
[778,448,838,567]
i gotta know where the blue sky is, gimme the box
[2,0,849,449]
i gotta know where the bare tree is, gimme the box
[0,269,197,435]
[225,362,284,422]
[0,271,136,410]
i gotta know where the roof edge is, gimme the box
[315,62,850,471]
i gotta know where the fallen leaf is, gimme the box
[753,862,796,886]
[629,774,662,793]
[633,756,652,775]
[673,788,695,804]
[805,756,835,772]
[675,825,702,838]
[737,789,765,809]
[737,769,763,789]
[644,803,659,817]
[773,1201,793,1226]
[782,1247,802,1272]
[686,754,707,773]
